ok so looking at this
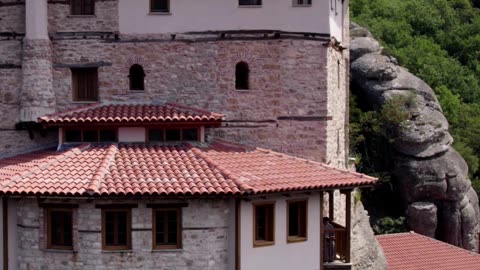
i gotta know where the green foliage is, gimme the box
[372,217,407,235]
[350,0,480,189]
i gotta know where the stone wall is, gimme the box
[0,1,25,33]
[48,0,119,33]
[15,198,231,270]
[49,37,334,162]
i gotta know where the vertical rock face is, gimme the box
[350,23,480,251]
[351,203,388,270]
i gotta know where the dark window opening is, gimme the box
[129,64,145,91]
[48,210,73,249]
[235,61,250,90]
[239,0,262,5]
[72,68,98,102]
[294,0,312,6]
[254,203,274,246]
[150,0,170,12]
[149,129,164,141]
[165,129,181,141]
[65,130,82,142]
[182,129,198,141]
[99,130,116,142]
[71,0,94,15]
[153,209,181,249]
[287,200,307,241]
[83,130,98,142]
[102,209,131,250]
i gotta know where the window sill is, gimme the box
[148,12,172,15]
[287,236,307,243]
[44,249,76,253]
[238,5,262,8]
[129,90,146,93]
[292,5,312,7]
[151,248,183,253]
[71,100,98,104]
[67,15,96,18]
[234,89,251,92]
[253,240,275,248]
[102,249,133,253]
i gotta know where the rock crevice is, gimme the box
[350,23,480,250]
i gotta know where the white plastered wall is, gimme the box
[329,0,344,43]
[240,193,321,270]
[119,0,331,35]
[118,127,146,142]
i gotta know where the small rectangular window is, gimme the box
[83,130,98,142]
[153,208,182,249]
[71,0,95,15]
[239,0,262,6]
[287,200,307,242]
[150,0,170,13]
[102,209,131,250]
[65,130,82,142]
[182,129,198,141]
[47,209,73,250]
[99,130,116,142]
[72,68,98,102]
[253,202,274,247]
[293,0,312,6]
[149,129,164,142]
[165,129,181,141]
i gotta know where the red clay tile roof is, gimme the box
[0,141,376,197]
[38,103,224,126]
[377,232,480,270]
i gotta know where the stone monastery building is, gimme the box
[0,0,376,269]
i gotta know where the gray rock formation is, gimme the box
[352,203,388,270]
[350,23,480,251]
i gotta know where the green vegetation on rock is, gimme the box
[351,0,480,193]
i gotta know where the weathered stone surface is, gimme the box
[351,202,388,270]
[407,202,437,238]
[350,23,480,251]
[350,37,381,61]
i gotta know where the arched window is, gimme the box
[235,61,250,90]
[129,64,145,91]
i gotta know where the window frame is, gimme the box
[152,208,182,250]
[286,199,308,243]
[147,127,200,142]
[71,67,99,102]
[70,0,95,16]
[63,128,118,143]
[253,201,275,247]
[150,0,171,13]
[238,0,262,7]
[101,208,132,251]
[128,64,146,91]
[46,208,74,250]
[292,0,312,7]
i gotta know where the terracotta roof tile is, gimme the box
[38,103,224,126]
[0,141,376,197]
[377,232,480,270]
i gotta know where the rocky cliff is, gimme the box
[350,23,480,251]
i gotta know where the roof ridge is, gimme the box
[0,144,91,190]
[38,102,101,122]
[187,144,253,193]
[166,103,225,118]
[86,144,118,195]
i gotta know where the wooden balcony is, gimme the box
[323,223,352,270]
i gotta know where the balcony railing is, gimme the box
[332,222,347,262]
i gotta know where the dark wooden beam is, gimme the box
[95,204,138,209]
[146,203,188,208]
[320,191,324,270]
[328,190,334,221]
[3,197,8,270]
[345,190,352,263]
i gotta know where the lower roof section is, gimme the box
[0,140,376,197]
[377,232,480,270]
